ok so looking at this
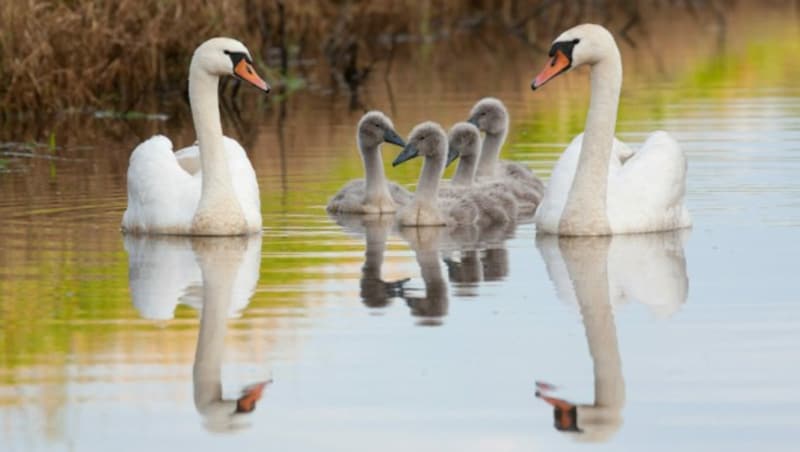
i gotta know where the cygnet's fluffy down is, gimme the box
[440,122,519,225]
[328,179,412,213]
[326,111,411,214]
[392,121,479,227]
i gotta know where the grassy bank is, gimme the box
[0,0,741,116]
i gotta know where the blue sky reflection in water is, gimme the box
[1,7,800,452]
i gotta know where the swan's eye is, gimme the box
[572,38,580,44]
[224,50,253,66]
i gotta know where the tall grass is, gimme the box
[0,0,739,115]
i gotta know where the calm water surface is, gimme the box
[1,9,799,452]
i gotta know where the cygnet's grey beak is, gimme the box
[383,128,406,147]
[392,143,419,167]
[467,115,479,127]
[446,146,460,167]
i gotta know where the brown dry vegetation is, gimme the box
[0,0,737,116]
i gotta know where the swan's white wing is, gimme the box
[613,139,635,162]
[124,235,202,320]
[608,131,691,232]
[122,135,201,234]
[175,144,201,175]
[613,131,687,204]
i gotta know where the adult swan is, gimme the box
[530,24,691,235]
[122,38,270,236]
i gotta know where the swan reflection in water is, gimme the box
[334,214,513,324]
[534,230,689,442]
[125,234,269,432]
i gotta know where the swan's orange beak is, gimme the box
[531,50,571,90]
[234,59,270,93]
[235,380,270,413]
[536,392,579,432]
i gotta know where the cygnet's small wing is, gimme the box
[438,193,479,226]
[326,179,367,213]
[388,182,413,206]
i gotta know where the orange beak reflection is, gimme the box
[234,59,270,93]
[531,50,571,90]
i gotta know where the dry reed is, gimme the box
[0,0,738,115]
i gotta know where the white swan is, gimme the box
[467,97,545,214]
[326,111,411,214]
[392,122,479,227]
[534,230,689,440]
[443,122,519,225]
[122,37,270,236]
[531,24,691,235]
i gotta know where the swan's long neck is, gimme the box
[476,128,506,179]
[189,64,241,215]
[452,153,477,186]
[559,53,622,235]
[361,141,392,201]
[415,153,445,201]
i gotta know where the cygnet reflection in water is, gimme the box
[331,214,518,321]
[399,226,450,326]
[534,230,690,442]
[124,235,270,432]
[333,213,410,309]
[443,222,515,296]
[333,212,448,322]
